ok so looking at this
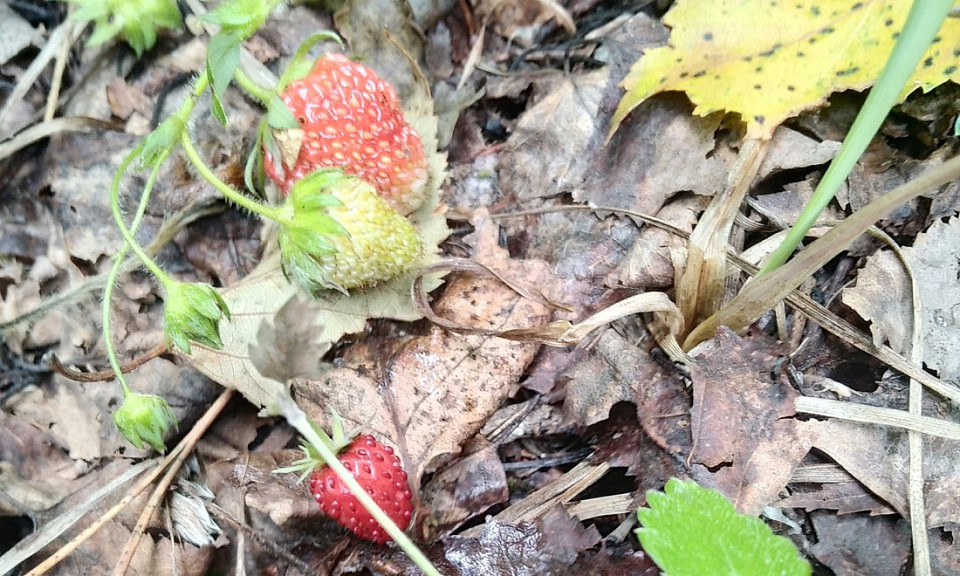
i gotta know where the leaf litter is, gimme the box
[2,0,960,574]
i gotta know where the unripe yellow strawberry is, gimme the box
[277,169,422,294]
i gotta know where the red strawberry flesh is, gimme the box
[265,53,428,215]
[309,434,413,544]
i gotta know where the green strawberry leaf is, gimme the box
[202,0,281,40]
[206,33,242,126]
[637,479,811,576]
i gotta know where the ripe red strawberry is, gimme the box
[309,435,413,544]
[264,53,429,215]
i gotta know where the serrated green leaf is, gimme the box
[637,479,811,576]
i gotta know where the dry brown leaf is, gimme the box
[844,216,960,381]
[809,513,911,576]
[810,417,960,528]
[500,68,609,201]
[292,213,558,486]
[418,437,508,537]
[689,328,820,515]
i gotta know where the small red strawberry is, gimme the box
[264,53,428,215]
[275,414,414,545]
[309,435,413,544]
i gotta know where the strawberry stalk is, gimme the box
[104,142,178,452]
[177,128,283,222]
[273,396,441,576]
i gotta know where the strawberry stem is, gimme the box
[103,74,209,399]
[274,396,442,576]
[178,130,283,222]
[233,67,274,105]
[104,142,174,398]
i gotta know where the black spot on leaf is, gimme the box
[693,70,706,78]
[923,57,934,68]
[703,32,714,41]
[884,19,894,26]
[945,66,957,75]
[755,115,765,124]
[811,6,820,16]
[759,43,782,57]
[753,84,762,90]
[787,85,796,91]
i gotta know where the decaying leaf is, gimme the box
[291,215,560,486]
[689,328,820,515]
[611,0,960,139]
[843,216,960,380]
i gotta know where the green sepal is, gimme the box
[244,121,269,193]
[163,281,231,354]
[67,0,182,57]
[274,409,354,481]
[267,95,300,130]
[275,32,346,93]
[206,33,242,126]
[114,392,178,452]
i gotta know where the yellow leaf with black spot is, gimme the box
[610,0,960,140]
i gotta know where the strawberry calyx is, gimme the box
[275,167,424,294]
[274,409,355,482]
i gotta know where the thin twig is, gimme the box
[24,389,235,576]
[111,388,234,576]
[47,342,168,382]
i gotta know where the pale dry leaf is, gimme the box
[563,329,661,426]
[248,293,331,384]
[841,249,911,354]
[292,213,559,485]
[500,68,609,201]
[757,126,839,179]
[842,216,960,379]
[582,93,730,214]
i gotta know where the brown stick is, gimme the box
[48,342,168,383]
[24,388,235,576]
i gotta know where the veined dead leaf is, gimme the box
[610,0,960,140]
